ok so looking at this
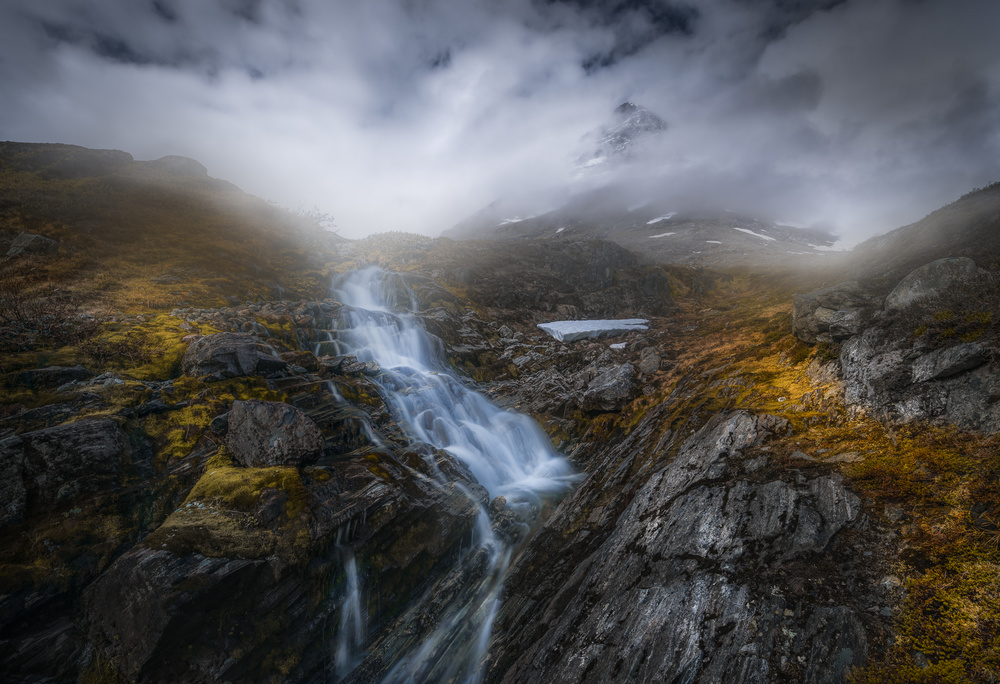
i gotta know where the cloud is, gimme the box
[0,0,998,241]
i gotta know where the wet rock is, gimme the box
[181,332,287,380]
[911,342,989,382]
[225,399,324,467]
[0,418,129,526]
[488,412,870,684]
[15,365,93,389]
[884,257,982,310]
[582,363,636,411]
[6,232,58,257]
[280,350,320,372]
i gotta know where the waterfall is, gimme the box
[334,552,367,680]
[330,266,576,682]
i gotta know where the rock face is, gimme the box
[792,282,873,344]
[841,331,1000,430]
[0,419,128,526]
[829,258,1000,431]
[884,257,980,310]
[225,399,325,467]
[911,343,989,383]
[6,232,59,257]
[488,411,883,684]
[182,332,287,380]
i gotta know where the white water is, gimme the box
[330,266,576,682]
[334,553,367,679]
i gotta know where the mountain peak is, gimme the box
[579,102,668,168]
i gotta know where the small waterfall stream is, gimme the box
[329,266,576,683]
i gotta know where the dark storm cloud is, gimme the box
[0,0,998,241]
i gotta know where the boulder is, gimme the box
[792,282,872,344]
[6,232,59,257]
[637,350,661,375]
[181,333,287,380]
[0,419,129,526]
[280,350,320,372]
[16,365,93,389]
[582,363,636,411]
[912,343,990,383]
[225,400,324,467]
[884,257,981,310]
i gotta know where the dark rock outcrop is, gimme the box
[181,332,287,380]
[488,411,885,684]
[225,399,325,467]
[15,365,93,389]
[0,419,128,526]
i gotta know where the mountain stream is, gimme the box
[329,267,576,683]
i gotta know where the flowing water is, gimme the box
[329,266,576,683]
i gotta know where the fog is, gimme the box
[1,0,998,242]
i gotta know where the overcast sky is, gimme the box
[1,0,999,242]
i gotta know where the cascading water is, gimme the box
[330,266,576,683]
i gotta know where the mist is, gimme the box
[1,0,998,242]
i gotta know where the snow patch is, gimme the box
[705,240,722,244]
[646,213,677,225]
[556,227,565,233]
[538,319,649,343]
[649,232,676,238]
[809,242,846,252]
[732,227,776,241]
[610,342,626,350]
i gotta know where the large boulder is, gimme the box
[225,400,324,467]
[792,282,873,344]
[182,333,287,380]
[582,363,636,411]
[884,257,981,310]
[0,418,129,526]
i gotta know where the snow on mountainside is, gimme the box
[576,102,668,168]
[445,102,841,268]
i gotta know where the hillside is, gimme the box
[1,144,998,684]
[846,182,1000,288]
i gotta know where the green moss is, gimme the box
[142,449,310,561]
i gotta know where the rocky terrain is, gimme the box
[1,143,999,684]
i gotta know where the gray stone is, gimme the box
[884,257,981,310]
[582,363,636,411]
[637,352,661,375]
[226,400,324,467]
[181,333,286,380]
[912,343,989,382]
[6,232,58,257]
[829,309,865,341]
[792,282,872,344]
